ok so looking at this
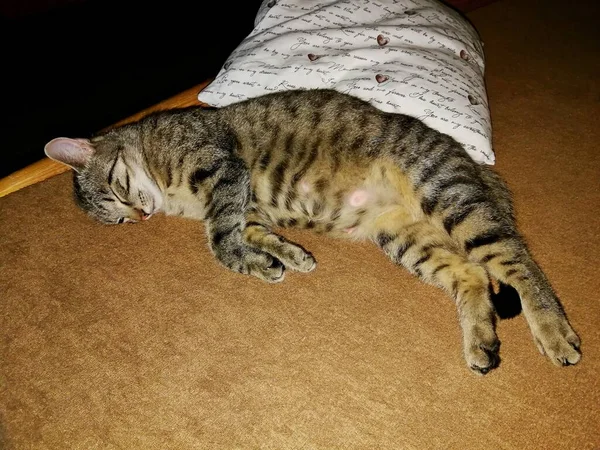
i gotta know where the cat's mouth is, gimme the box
[121,209,157,224]
[137,207,159,222]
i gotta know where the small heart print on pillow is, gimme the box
[377,35,389,46]
[468,94,480,105]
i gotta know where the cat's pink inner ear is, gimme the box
[44,137,95,172]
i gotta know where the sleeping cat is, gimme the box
[44,89,581,374]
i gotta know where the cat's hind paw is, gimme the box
[531,314,581,367]
[464,329,501,375]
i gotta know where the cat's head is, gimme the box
[44,132,163,225]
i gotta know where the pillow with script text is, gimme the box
[198,0,493,164]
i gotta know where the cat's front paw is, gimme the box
[531,313,581,366]
[244,229,317,274]
[278,246,316,273]
[242,248,286,283]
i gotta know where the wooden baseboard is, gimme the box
[0,81,211,198]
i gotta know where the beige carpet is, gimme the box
[1,0,599,448]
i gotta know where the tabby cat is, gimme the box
[45,89,581,374]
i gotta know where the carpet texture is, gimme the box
[1,0,599,448]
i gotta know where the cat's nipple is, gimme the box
[348,189,369,207]
[300,181,311,193]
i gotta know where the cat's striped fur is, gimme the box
[45,89,581,374]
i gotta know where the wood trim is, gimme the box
[0,158,72,197]
[0,80,212,198]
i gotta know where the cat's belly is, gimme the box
[254,184,402,240]
[251,159,421,240]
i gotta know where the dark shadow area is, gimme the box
[2,0,263,178]
[490,282,522,320]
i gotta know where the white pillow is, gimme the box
[198,0,494,164]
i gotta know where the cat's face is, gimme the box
[45,134,163,225]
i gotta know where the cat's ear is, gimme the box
[44,137,95,172]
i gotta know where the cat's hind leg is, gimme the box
[373,207,500,375]
[243,211,317,273]
[454,167,580,366]
[473,240,581,366]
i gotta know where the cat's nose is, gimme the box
[136,209,151,220]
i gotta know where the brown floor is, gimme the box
[1,0,599,448]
